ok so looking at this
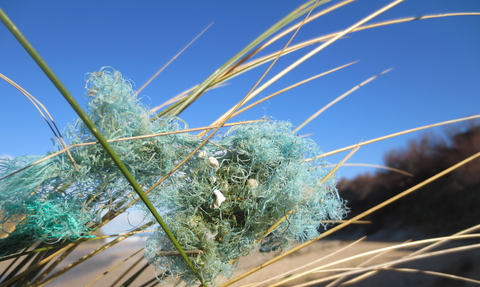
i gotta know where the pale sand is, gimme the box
[2,239,479,286]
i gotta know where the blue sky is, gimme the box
[1,0,480,180]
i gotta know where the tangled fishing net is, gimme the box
[0,67,347,285]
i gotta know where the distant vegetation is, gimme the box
[337,122,480,239]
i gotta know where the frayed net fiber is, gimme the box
[0,68,347,286]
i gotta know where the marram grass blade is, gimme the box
[136,22,214,96]
[85,248,144,287]
[293,68,393,133]
[1,243,46,283]
[322,145,360,184]
[110,255,145,287]
[324,163,414,177]
[0,73,77,170]
[118,262,150,287]
[231,61,359,119]
[138,277,159,287]
[382,268,480,285]
[150,83,228,113]
[312,114,480,160]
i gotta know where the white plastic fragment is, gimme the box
[208,157,219,168]
[197,150,207,158]
[221,182,229,190]
[204,231,216,242]
[302,185,314,199]
[247,178,258,188]
[212,189,226,209]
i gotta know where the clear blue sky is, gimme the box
[1,0,480,180]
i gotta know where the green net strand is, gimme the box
[0,155,97,255]
[0,68,347,286]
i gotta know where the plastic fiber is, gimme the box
[0,68,347,286]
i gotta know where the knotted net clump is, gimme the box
[0,68,347,286]
[144,120,347,285]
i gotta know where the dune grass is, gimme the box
[1,1,480,286]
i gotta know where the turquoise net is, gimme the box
[0,68,347,286]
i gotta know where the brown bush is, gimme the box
[337,123,480,239]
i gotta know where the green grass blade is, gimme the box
[85,248,144,287]
[0,247,26,280]
[119,262,150,287]
[138,277,159,287]
[109,252,145,287]
[0,243,44,284]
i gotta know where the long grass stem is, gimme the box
[312,115,480,160]
[293,68,392,133]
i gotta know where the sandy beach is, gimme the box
[2,237,479,287]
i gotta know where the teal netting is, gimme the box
[0,68,347,286]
